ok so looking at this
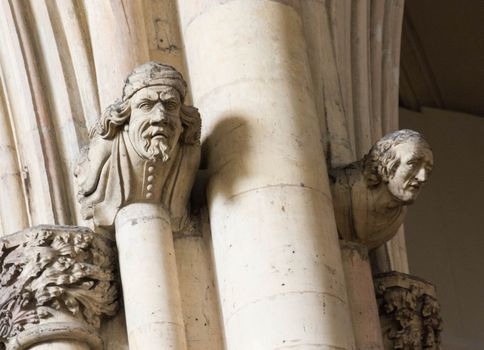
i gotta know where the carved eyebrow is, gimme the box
[159,91,180,101]
[136,98,157,106]
[161,97,179,104]
[133,94,158,105]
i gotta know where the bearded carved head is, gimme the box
[90,62,200,162]
[75,62,201,230]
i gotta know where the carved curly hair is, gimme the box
[89,97,201,145]
[362,129,430,187]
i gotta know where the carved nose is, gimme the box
[415,167,428,183]
[150,106,167,124]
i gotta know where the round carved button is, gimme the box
[146,184,153,191]
[145,192,153,199]
[147,175,154,182]
[148,166,155,173]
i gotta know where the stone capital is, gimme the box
[374,272,443,350]
[0,226,118,350]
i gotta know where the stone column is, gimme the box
[179,1,355,349]
[341,242,384,350]
[0,226,118,350]
[115,204,186,350]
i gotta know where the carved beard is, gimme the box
[143,134,169,162]
[139,123,172,162]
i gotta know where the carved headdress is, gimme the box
[122,62,187,101]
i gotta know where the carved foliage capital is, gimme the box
[0,226,118,347]
[375,272,443,350]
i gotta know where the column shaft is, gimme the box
[179,1,355,349]
[341,242,384,350]
[115,203,187,350]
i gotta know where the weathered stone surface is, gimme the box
[374,272,443,350]
[330,129,433,249]
[0,225,118,349]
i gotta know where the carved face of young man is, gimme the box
[386,140,433,204]
[128,85,183,161]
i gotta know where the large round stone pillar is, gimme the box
[179,1,356,349]
[115,203,187,350]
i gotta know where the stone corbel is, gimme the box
[374,272,443,350]
[329,129,434,350]
[330,129,434,250]
[0,225,118,350]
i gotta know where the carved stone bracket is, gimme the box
[0,225,119,350]
[374,271,443,350]
[330,129,433,250]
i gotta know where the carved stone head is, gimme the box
[363,129,433,204]
[75,62,201,230]
[90,62,200,161]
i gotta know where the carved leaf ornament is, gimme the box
[375,272,443,350]
[0,226,118,346]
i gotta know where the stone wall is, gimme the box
[401,107,484,350]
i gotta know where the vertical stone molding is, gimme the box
[83,0,149,110]
[173,209,225,350]
[76,62,201,349]
[341,242,384,350]
[301,0,408,274]
[0,225,118,350]
[179,1,355,349]
[374,272,443,350]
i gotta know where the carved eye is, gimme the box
[407,160,418,168]
[165,101,178,111]
[139,102,153,111]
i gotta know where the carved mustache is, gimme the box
[141,125,171,140]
